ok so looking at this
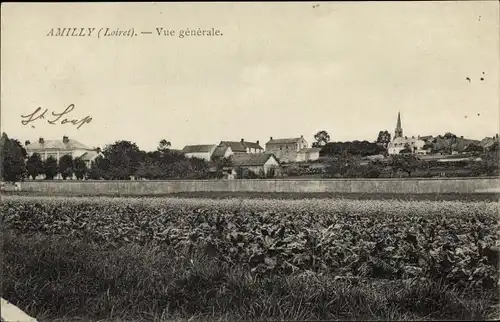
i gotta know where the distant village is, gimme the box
[1,112,499,181]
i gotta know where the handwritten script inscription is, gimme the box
[21,104,92,129]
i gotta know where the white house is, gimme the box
[181,144,217,161]
[230,153,280,176]
[25,136,101,167]
[296,148,321,162]
[388,136,427,155]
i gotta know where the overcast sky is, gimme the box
[1,1,499,151]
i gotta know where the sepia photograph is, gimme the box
[1,1,499,321]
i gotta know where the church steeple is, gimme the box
[395,112,403,138]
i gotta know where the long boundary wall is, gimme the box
[13,177,500,195]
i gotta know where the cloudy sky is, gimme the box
[1,1,499,151]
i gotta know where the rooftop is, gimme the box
[26,138,92,151]
[78,150,101,161]
[266,137,303,145]
[181,145,216,153]
[230,153,277,166]
[212,146,230,158]
[219,140,263,152]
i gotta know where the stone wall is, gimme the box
[14,177,500,195]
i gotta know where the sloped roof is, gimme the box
[454,139,479,152]
[230,153,277,167]
[26,139,92,151]
[219,141,263,152]
[431,137,480,152]
[212,146,231,158]
[479,137,497,149]
[243,141,263,149]
[78,151,101,161]
[266,137,302,145]
[182,145,216,153]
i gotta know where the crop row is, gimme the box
[2,195,499,289]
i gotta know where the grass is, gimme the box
[3,190,499,201]
[2,230,499,322]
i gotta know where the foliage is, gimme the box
[464,143,484,154]
[1,133,27,182]
[321,141,386,157]
[158,139,171,153]
[390,154,421,177]
[102,141,142,180]
[58,154,74,180]
[313,130,330,148]
[324,155,356,177]
[4,230,498,322]
[212,157,232,179]
[422,142,433,152]
[376,130,391,148]
[258,167,276,179]
[73,158,88,180]
[2,196,498,293]
[87,155,110,180]
[26,153,44,180]
[43,156,58,180]
[489,141,498,152]
[471,151,500,177]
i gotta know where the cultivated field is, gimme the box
[1,195,499,321]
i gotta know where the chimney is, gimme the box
[256,140,259,145]
[25,140,30,146]
[412,136,415,139]
[460,136,464,139]
[63,136,69,144]
[38,137,44,144]
[417,135,420,139]
[301,135,303,138]
[241,138,244,143]
[405,136,408,139]
[270,136,273,140]
[496,134,498,139]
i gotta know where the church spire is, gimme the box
[395,111,403,138]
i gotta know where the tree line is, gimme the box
[0,134,210,182]
[2,131,498,182]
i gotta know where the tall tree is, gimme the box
[26,153,44,179]
[391,154,421,177]
[44,156,58,180]
[58,154,74,180]
[376,130,391,148]
[102,141,142,180]
[158,139,172,153]
[73,157,88,180]
[1,133,27,183]
[87,155,108,180]
[313,130,330,148]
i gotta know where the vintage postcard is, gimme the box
[1,2,499,321]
